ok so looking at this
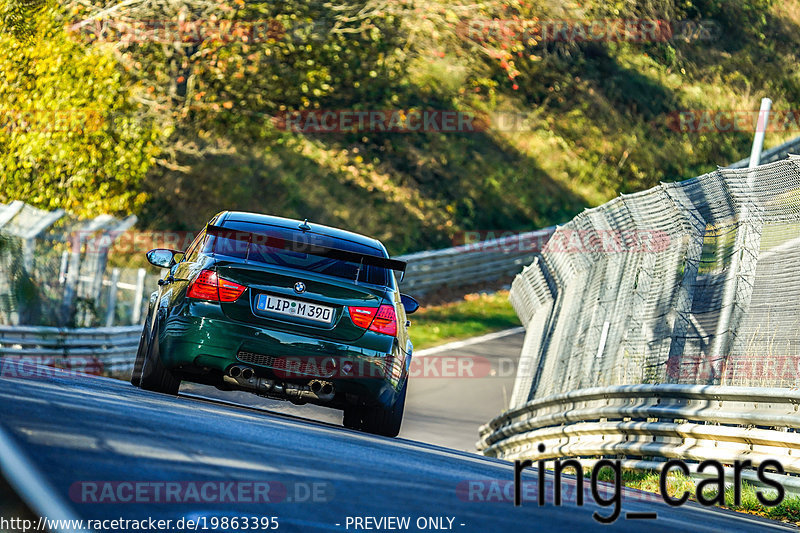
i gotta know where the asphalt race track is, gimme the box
[0,361,794,532]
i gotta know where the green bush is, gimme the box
[0,2,162,217]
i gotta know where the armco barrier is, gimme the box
[0,324,140,376]
[397,228,554,295]
[478,383,800,491]
[728,134,800,169]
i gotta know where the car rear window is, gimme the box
[202,222,390,286]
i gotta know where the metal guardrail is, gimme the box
[398,228,554,295]
[0,324,140,376]
[728,135,800,169]
[478,384,800,490]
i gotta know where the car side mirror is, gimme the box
[400,294,419,314]
[146,248,177,268]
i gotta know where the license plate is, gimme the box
[256,294,334,324]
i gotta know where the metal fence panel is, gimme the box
[508,258,554,407]
[509,156,800,404]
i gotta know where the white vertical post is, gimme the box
[131,268,146,324]
[711,98,771,368]
[595,321,610,359]
[748,98,772,170]
[59,250,69,284]
[62,233,83,324]
[105,268,120,327]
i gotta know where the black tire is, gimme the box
[342,407,362,430]
[138,318,181,395]
[358,380,407,438]
[130,309,152,387]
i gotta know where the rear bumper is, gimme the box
[158,305,404,405]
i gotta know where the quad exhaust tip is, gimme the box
[226,365,335,401]
[309,380,335,400]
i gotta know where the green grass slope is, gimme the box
[3,1,800,255]
[139,1,800,254]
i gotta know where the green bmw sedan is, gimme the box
[131,211,418,437]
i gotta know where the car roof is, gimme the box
[215,211,388,256]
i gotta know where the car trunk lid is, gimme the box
[214,262,388,342]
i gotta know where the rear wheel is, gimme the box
[138,319,181,395]
[342,407,362,430]
[130,309,152,387]
[344,380,407,437]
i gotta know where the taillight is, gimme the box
[349,306,378,329]
[348,304,397,336]
[187,269,246,302]
[187,270,219,300]
[371,304,397,336]
[218,277,246,302]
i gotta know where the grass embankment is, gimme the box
[8,2,800,257]
[410,291,520,350]
[592,469,800,524]
[139,0,800,256]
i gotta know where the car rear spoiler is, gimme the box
[206,224,407,272]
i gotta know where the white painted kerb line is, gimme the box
[414,327,525,357]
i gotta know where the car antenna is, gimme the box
[245,232,252,263]
[298,219,311,232]
[354,256,364,284]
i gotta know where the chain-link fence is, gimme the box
[0,201,157,327]
[509,155,800,408]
